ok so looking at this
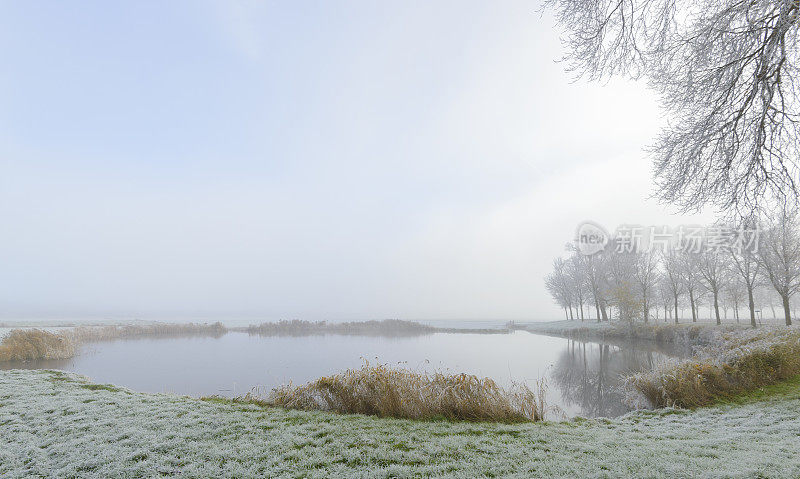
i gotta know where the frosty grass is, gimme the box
[1,369,799,478]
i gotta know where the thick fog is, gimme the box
[0,1,712,321]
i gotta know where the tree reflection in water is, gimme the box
[550,339,685,418]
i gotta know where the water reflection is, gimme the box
[550,339,685,417]
[1,330,686,417]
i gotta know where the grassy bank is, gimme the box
[520,320,747,345]
[628,328,800,408]
[2,369,799,478]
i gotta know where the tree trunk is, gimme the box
[569,306,574,320]
[747,286,756,327]
[713,291,721,325]
[782,294,792,326]
[643,298,648,323]
[600,302,609,322]
[594,299,600,322]
[674,295,679,324]
[689,291,697,322]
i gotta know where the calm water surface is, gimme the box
[2,330,685,418]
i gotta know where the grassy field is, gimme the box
[2,370,800,478]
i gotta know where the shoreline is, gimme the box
[518,319,752,346]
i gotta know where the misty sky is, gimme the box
[0,1,713,321]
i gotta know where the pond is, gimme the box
[1,329,686,418]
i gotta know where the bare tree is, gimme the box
[661,249,684,323]
[567,252,590,321]
[657,276,675,322]
[697,250,728,324]
[730,232,762,327]
[546,0,800,213]
[723,279,746,323]
[606,252,640,324]
[584,253,611,322]
[632,250,659,322]
[545,258,574,319]
[756,209,800,325]
[679,251,703,322]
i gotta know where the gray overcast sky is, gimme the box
[0,1,713,321]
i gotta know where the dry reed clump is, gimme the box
[627,328,800,408]
[259,362,547,422]
[0,329,76,362]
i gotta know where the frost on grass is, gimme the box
[2,369,800,478]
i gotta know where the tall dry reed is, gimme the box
[258,361,547,422]
[0,329,76,362]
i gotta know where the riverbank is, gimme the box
[520,320,749,345]
[523,320,800,409]
[1,369,799,477]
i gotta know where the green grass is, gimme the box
[80,384,123,393]
[715,374,800,406]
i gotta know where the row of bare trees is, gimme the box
[545,212,800,326]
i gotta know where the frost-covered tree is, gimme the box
[547,0,800,213]
[756,210,800,325]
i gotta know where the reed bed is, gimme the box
[252,362,547,422]
[627,328,800,408]
[69,322,226,342]
[0,322,227,362]
[246,319,437,336]
[0,329,77,362]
